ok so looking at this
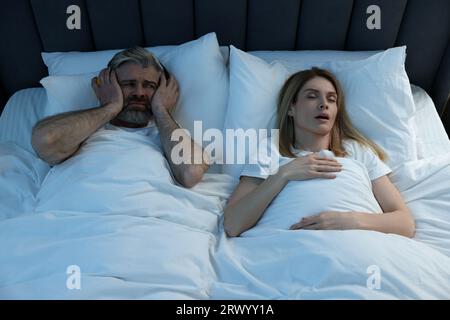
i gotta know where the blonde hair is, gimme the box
[277,67,387,161]
[108,46,163,72]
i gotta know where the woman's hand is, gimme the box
[151,74,179,115]
[279,153,342,181]
[289,211,361,230]
[92,68,123,116]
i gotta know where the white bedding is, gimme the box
[0,214,216,299]
[211,152,450,299]
[245,156,384,233]
[0,142,48,220]
[34,125,225,232]
[0,139,236,299]
[1,89,450,299]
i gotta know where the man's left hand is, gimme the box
[151,74,179,115]
[289,211,361,230]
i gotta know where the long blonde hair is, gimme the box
[277,67,387,161]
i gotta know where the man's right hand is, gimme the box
[92,68,123,116]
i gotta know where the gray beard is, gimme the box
[114,108,152,126]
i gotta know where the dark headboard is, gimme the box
[1,0,449,132]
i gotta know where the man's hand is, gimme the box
[92,68,123,116]
[289,211,361,230]
[151,74,179,115]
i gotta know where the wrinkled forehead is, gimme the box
[115,61,161,82]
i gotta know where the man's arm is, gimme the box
[151,75,209,188]
[32,68,123,165]
[32,104,120,165]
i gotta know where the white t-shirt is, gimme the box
[241,139,391,181]
[239,139,392,233]
[103,119,161,147]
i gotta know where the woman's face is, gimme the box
[288,76,338,136]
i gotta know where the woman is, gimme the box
[224,67,415,238]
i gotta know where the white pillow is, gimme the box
[42,46,229,76]
[411,84,450,158]
[222,46,417,177]
[323,47,417,167]
[249,49,381,67]
[221,48,290,177]
[40,33,229,172]
[41,73,98,117]
[252,51,447,161]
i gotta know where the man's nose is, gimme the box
[133,84,145,97]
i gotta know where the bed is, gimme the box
[0,0,450,299]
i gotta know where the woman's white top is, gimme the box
[240,139,392,231]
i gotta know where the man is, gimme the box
[32,47,208,187]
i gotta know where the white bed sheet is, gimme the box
[0,88,47,156]
[1,88,450,299]
[411,84,450,158]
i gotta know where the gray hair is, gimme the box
[107,46,163,72]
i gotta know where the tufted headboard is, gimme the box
[0,0,449,132]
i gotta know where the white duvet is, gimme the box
[0,127,449,299]
[210,153,450,299]
[251,156,384,232]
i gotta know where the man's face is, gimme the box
[114,62,161,127]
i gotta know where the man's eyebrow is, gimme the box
[143,80,158,85]
[119,79,158,85]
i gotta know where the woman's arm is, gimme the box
[224,174,287,237]
[290,175,416,238]
[224,154,342,237]
[359,175,415,237]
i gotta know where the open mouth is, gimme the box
[315,114,330,120]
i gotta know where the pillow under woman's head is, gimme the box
[222,45,417,177]
[276,67,387,163]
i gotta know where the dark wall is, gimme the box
[0,0,449,133]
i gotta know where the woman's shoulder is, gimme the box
[342,139,392,180]
[342,139,373,157]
